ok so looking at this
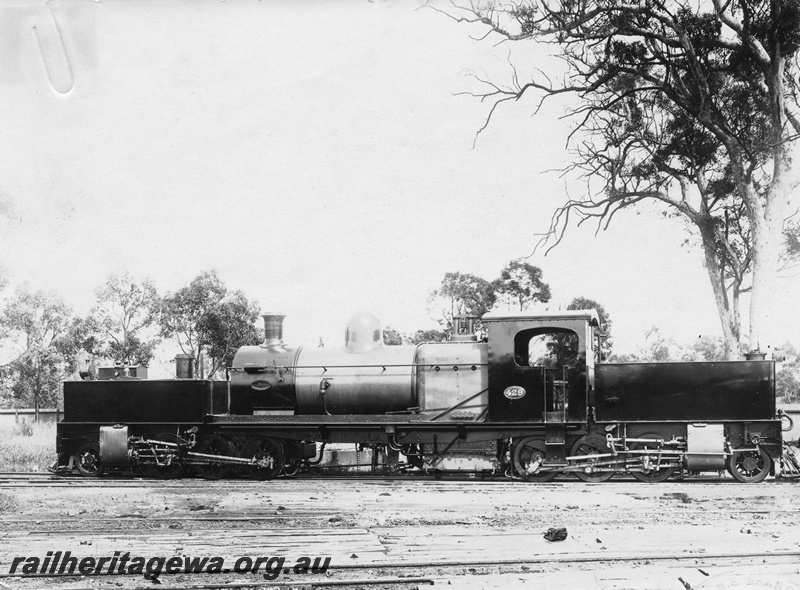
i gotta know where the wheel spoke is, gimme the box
[513,437,558,482]
[195,436,236,480]
[728,447,771,483]
[75,443,104,477]
[571,434,615,482]
[140,433,186,480]
[241,437,284,481]
[630,433,675,483]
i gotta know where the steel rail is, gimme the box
[0,577,434,589]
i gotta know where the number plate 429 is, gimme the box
[504,386,526,400]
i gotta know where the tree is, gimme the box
[383,326,404,345]
[568,296,613,359]
[783,212,800,273]
[158,271,227,374]
[429,271,497,335]
[609,326,678,362]
[91,273,160,366]
[158,271,261,378]
[0,287,71,369]
[683,335,730,361]
[776,342,800,402]
[407,328,449,344]
[491,259,551,311]
[0,287,74,408]
[451,0,800,359]
[195,289,260,378]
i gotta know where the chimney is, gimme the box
[262,313,286,348]
[175,354,195,379]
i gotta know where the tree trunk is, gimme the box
[699,235,741,360]
[698,220,741,361]
[748,37,789,354]
[748,186,784,353]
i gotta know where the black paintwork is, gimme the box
[486,318,589,423]
[595,361,775,422]
[63,379,213,424]
[56,312,784,473]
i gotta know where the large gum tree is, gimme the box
[448,0,800,358]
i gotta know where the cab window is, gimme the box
[514,328,579,368]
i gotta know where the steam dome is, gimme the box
[344,312,383,354]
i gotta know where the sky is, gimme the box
[0,0,797,375]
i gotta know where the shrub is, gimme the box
[0,422,55,472]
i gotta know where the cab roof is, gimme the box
[482,309,600,327]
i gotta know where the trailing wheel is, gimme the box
[194,436,237,480]
[571,434,615,482]
[728,447,771,483]
[513,437,558,482]
[240,437,284,481]
[75,443,104,477]
[140,433,186,480]
[630,432,675,483]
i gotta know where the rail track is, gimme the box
[3,474,799,590]
[2,549,800,584]
[2,469,795,487]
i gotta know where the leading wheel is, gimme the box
[630,432,675,483]
[75,443,104,477]
[240,437,284,481]
[141,433,186,480]
[571,434,615,482]
[513,437,558,482]
[728,447,771,483]
[194,436,237,480]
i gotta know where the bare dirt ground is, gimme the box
[1,474,800,590]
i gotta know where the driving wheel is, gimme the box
[240,437,284,481]
[194,436,237,480]
[630,432,675,483]
[571,434,615,482]
[513,437,558,482]
[141,433,186,480]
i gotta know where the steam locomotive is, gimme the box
[55,310,792,483]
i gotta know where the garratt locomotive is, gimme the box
[55,310,791,482]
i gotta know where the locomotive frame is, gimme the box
[55,310,789,483]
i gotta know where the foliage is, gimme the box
[783,214,800,272]
[0,492,18,513]
[0,287,75,408]
[91,273,160,366]
[429,271,497,336]
[196,289,260,377]
[0,422,54,472]
[491,259,551,311]
[609,327,678,362]
[158,271,260,378]
[777,342,800,403]
[158,271,226,373]
[568,296,612,359]
[383,326,404,345]
[682,335,730,361]
[451,0,800,359]
[407,328,449,344]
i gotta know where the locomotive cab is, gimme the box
[484,310,598,425]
